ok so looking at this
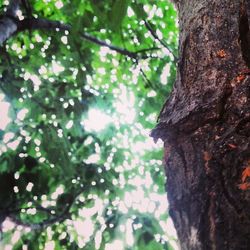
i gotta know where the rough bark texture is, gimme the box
[152,0,250,249]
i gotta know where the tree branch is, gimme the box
[139,68,156,89]
[22,18,156,59]
[8,204,71,230]
[6,0,21,16]
[79,32,140,59]
[7,205,54,215]
[6,15,158,60]
[144,20,178,62]
[0,3,162,61]
[0,0,21,45]
[0,1,162,61]
[134,46,160,54]
[6,187,85,230]
[18,17,70,31]
[9,211,70,230]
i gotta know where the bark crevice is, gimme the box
[239,1,250,67]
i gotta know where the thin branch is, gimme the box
[7,205,54,215]
[9,212,70,230]
[8,204,71,230]
[0,1,21,45]
[144,20,178,62]
[0,2,163,61]
[134,46,160,54]
[30,96,56,112]
[16,17,157,60]
[139,68,156,89]
[18,17,70,31]
[79,32,139,59]
[1,2,160,61]
[6,186,86,230]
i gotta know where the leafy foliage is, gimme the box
[0,0,178,249]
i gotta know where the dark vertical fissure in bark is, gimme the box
[152,0,250,249]
[239,1,250,67]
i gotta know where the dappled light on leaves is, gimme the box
[0,95,11,130]
[82,109,112,132]
[0,0,179,249]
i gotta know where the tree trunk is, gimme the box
[152,0,250,249]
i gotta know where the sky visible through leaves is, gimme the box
[0,0,179,249]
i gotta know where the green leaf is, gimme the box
[41,126,72,176]
[109,0,130,31]
[0,160,8,173]
[131,3,147,19]
[90,0,107,24]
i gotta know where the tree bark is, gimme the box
[152,0,250,249]
[0,0,21,45]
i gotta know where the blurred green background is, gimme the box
[0,0,178,249]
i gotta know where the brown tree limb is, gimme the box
[6,0,21,16]
[0,2,164,61]
[29,18,156,59]
[1,9,159,60]
[0,0,21,45]
[18,17,70,31]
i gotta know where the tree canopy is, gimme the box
[0,0,178,249]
